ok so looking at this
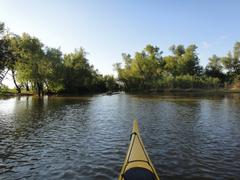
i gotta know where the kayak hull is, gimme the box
[119,120,160,180]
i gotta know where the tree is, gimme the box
[178,44,202,75]
[104,75,117,91]
[63,48,101,93]
[163,56,179,76]
[42,47,64,93]
[5,34,23,93]
[169,44,185,57]
[0,22,6,71]
[221,42,240,82]
[115,44,163,90]
[15,33,45,96]
[232,42,240,74]
[0,22,8,84]
[205,55,225,83]
[0,23,15,85]
[163,44,202,76]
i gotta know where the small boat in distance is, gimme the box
[106,91,121,95]
[106,91,113,95]
[119,120,160,180]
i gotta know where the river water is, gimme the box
[0,93,240,179]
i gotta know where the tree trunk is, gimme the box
[11,69,21,93]
[36,82,41,97]
[25,82,29,91]
[36,82,44,97]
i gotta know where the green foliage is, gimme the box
[0,23,4,34]
[174,75,194,88]
[177,45,202,75]
[115,44,163,91]
[12,33,45,95]
[42,47,64,93]
[3,31,114,95]
[116,44,204,91]
[221,42,240,83]
[2,21,240,94]
[156,75,220,89]
[169,44,185,56]
[205,55,225,84]
[115,43,226,91]
[165,45,202,76]
[63,48,97,93]
[0,22,11,71]
[224,42,240,73]
[163,56,178,76]
[0,24,22,89]
[157,73,174,89]
[0,84,9,93]
[207,55,223,72]
[103,75,119,91]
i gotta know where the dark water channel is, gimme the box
[0,93,240,179]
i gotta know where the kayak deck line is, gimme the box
[124,132,155,172]
[119,120,160,180]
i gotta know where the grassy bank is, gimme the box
[126,88,240,94]
[0,87,33,97]
[1,87,240,98]
[0,91,33,97]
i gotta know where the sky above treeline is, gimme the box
[1,0,240,76]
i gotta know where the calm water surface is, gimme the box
[0,93,240,179]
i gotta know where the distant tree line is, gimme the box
[0,22,118,96]
[114,43,240,91]
[2,22,240,95]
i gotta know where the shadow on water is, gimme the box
[0,93,240,179]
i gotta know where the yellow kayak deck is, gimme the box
[119,120,160,180]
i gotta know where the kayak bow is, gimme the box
[119,120,160,180]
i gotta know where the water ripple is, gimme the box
[0,94,240,179]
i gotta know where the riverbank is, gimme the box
[126,88,240,94]
[0,91,33,98]
[0,91,107,98]
[1,88,240,98]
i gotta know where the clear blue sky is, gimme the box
[1,0,240,76]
